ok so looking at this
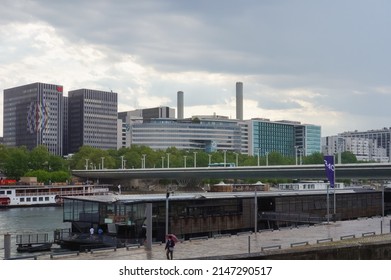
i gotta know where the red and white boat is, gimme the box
[0,183,111,207]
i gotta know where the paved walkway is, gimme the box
[20,216,389,260]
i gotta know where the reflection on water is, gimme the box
[0,207,70,257]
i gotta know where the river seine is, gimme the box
[0,206,70,257]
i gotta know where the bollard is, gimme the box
[4,233,11,260]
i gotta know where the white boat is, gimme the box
[0,184,111,207]
[278,181,345,191]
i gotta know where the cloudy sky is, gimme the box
[1,0,390,137]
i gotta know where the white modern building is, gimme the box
[322,135,389,162]
[121,115,243,152]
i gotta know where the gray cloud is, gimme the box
[1,0,391,136]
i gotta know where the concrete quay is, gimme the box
[25,215,390,260]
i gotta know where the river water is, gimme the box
[0,206,71,257]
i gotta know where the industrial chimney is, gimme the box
[177,91,184,119]
[236,82,243,120]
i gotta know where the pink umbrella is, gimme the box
[166,234,179,243]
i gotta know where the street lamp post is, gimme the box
[193,152,197,167]
[85,159,89,170]
[142,154,146,169]
[167,153,170,168]
[120,156,124,169]
[294,146,298,165]
[208,154,212,166]
[266,152,269,166]
[101,157,105,169]
[161,157,165,168]
[165,192,170,236]
[233,152,238,167]
[183,155,187,168]
[223,150,227,167]
[257,149,260,166]
[254,186,258,234]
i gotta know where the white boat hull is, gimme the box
[0,185,110,207]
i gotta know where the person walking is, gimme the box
[165,235,175,260]
[90,226,94,238]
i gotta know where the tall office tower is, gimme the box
[68,89,118,154]
[3,82,64,155]
[236,82,243,120]
[177,91,184,119]
[62,96,69,156]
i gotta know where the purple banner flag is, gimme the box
[324,155,335,188]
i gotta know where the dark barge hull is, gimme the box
[17,243,52,253]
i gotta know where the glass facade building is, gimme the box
[3,82,64,155]
[129,118,243,152]
[296,124,322,156]
[248,119,321,157]
[249,119,295,156]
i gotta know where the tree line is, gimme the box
[0,144,359,183]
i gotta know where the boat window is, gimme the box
[27,198,31,202]
[33,197,37,202]
[7,191,11,194]
[20,198,25,202]
[39,197,43,201]
[45,197,49,201]
[0,191,4,194]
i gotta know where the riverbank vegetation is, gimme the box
[0,144,359,183]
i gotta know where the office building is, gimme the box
[338,128,391,160]
[294,123,321,156]
[3,82,64,155]
[118,112,243,152]
[322,135,388,162]
[119,106,174,121]
[68,89,118,153]
[248,118,295,157]
[247,119,321,158]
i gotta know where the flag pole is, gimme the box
[327,182,330,224]
[324,155,335,224]
[333,155,336,222]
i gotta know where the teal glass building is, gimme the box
[249,119,321,157]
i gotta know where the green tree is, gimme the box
[24,170,50,183]
[267,151,285,165]
[48,154,69,172]
[69,146,116,170]
[4,147,29,179]
[303,152,324,164]
[0,144,9,174]
[28,145,50,170]
[341,151,358,163]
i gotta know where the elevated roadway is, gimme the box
[72,163,391,180]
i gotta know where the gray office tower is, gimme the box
[177,91,184,119]
[68,89,118,153]
[236,82,243,120]
[3,82,64,155]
